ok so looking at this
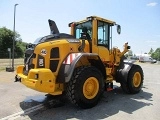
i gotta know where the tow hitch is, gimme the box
[15,75,21,82]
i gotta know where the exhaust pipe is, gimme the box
[48,19,59,34]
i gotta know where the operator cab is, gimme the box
[69,16,121,62]
[69,16,121,53]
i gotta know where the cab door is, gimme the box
[92,20,110,62]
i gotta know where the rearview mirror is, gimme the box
[117,25,121,34]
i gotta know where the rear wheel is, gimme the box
[66,66,104,109]
[121,65,143,94]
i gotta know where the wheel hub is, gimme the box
[133,72,141,87]
[83,77,99,99]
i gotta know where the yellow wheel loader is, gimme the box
[15,16,144,109]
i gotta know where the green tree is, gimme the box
[151,48,160,61]
[148,48,154,55]
[0,27,26,58]
[15,40,27,57]
[0,27,14,57]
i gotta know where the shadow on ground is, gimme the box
[19,86,153,120]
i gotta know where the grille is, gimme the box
[50,47,59,72]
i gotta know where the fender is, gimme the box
[115,60,136,83]
[56,53,106,83]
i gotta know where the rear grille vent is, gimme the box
[50,60,59,72]
[50,47,59,58]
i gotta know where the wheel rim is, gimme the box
[83,77,99,99]
[133,72,141,87]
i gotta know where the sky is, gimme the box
[0,0,160,54]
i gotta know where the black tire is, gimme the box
[121,65,144,94]
[66,66,104,109]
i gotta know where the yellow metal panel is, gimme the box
[89,16,115,24]
[50,83,64,95]
[98,46,110,62]
[70,23,74,35]
[18,68,60,94]
[73,19,89,25]
[34,40,70,75]
[106,68,112,75]
[92,19,99,54]
[71,16,115,25]
[16,65,24,74]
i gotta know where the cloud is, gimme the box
[148,45,157,47]
[146,2,158,7]
[146,40,157,43]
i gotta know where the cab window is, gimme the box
[98,21,110,48]
[76,29,82,39]
[75,21,92,39]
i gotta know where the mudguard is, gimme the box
[115,60,135,83]
[56,53,106,83]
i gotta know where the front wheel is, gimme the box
[66,66,104,109]
[121,65,144,94]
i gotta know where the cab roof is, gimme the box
[69,16,116,27]
[87,16,116,24]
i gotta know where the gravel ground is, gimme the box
[0,63,159,120]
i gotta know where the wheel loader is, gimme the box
[15,16,144,109]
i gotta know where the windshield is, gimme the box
[75,21,92,39]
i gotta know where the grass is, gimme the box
[0,58,24,71]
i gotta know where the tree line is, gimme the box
[149,48,160,61]
[125,48,160,61]
[0,27,27,58]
